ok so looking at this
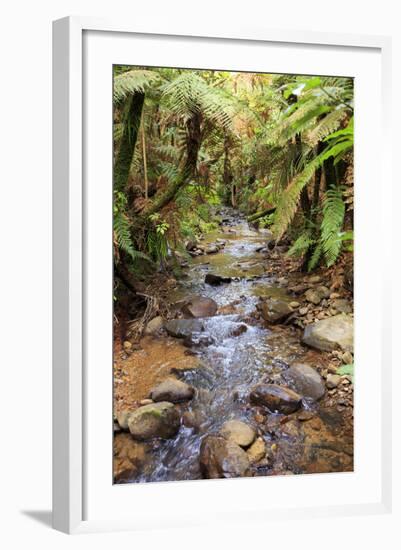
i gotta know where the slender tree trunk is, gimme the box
[141,113,149,200]
[114,92,145,191]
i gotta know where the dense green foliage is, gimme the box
[113,66,353,285]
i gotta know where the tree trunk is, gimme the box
[114,92,145,191]
[141,113,149,200]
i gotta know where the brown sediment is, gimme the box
[114,335,201,416]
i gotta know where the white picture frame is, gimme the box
[52,16,392,534]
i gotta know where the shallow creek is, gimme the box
[127,209,353,482]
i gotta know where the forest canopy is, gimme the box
[113,66,354,289]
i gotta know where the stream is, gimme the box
[125,208,353,482]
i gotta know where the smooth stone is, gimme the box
[250,384,302,414]
[332,299,352,314]
[127,402,180,441]
[164,318,205,339]
[302,314,354,352]
[342,351,353,364]
[116,409,133,430]
[220,420,256,447]
[247,437,266,463]
[144,315,164,335]
[150,378,194,403]
[205,273,232,285]
[199,435,250,478]
[181,296,218,318]
[114,433,147,482]
[305,286,330,305]
[259,298,292,324]
[326,374,341,389]
[284,363,325,401]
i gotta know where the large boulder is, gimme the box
[259,298,292,324]
[150,378,194,403]
[302,314,353,352]
[199,435,250,478]
[164,318,205,339]
[284,363,325,401]
[113,433,147,482]
[220,420,256,448]
[205,273,232,285]
[250,384,302,414]
[182,296,218,318]
[127,402,180,441]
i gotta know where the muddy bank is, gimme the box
[114,208,353,483]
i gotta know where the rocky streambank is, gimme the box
[114,208,354,483]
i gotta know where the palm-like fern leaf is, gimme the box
[113,70,160,103]
[305,108,348,147]
[320,187,345,266]
[114,212,151,263]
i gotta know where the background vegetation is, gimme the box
[113,66,354,297]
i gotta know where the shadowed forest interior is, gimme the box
[113,66,354,483]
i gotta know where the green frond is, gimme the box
[307,243,323,271]
[287,230,314,257]
[162,72,233,129]
[305,108,347,147]
[113,70,160,103]
[114,212,151,263]
[271,157,319,239]
[320,187,346,266]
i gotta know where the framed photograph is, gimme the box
[53,16,392,534]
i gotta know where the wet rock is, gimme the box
[181,296,218,318]
[326,374,341,389]
[229,324,248,337]
[150,378,195,403]
[259,298,292,324]
[128,402,180,440]
[305,286,330,305]
[331,299,352,314]
[220,420,256,447]
[302,314,353,352]
[250,384,302,414]
[284,363,325,401]
[289,301,300,308]
[114,433,147,482]
[341,351,353,364]
[205,244,219,254]
[144,316,164,335]
[247,437,266,463]
[185,240,197,251]
[116,409,133,430]
[199,435,250,478]
[164,318,205,339]
[205,273,232,285]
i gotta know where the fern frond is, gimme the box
[320,187,345,266]
[271,157,319,239]
[113,70,160,103]
[308,243,323,271]
[287,230,314,257]
[305,108,347,147]
[114,212,151,263]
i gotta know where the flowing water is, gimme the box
[128,208,353,482]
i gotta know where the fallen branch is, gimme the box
[247,207,276,223]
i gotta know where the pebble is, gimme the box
[326,374,341,389]
[341,351,353,364]
[290,301,300,308]
[123,341,132,351]
[299,307,308,316]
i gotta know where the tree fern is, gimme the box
[113,69,160,103]
[320,187,346,266]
